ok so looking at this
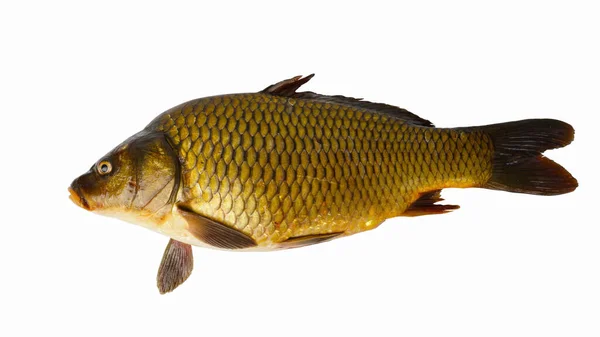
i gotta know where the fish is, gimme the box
[69,74,578,294]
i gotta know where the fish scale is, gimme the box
[150,93,493,245]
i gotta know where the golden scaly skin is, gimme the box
[149,93,493,246]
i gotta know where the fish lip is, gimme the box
[68,185,90,211]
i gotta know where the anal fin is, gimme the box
[157,239,193,294]
[277,232,344,249]
[403,190,459,217]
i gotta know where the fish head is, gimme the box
[69,131,180,221]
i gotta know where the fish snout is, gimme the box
[69,179,91,211]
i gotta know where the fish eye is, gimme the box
[97,161,112,175]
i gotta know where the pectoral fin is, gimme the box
[177,205,257,249]
[157,239,193,294]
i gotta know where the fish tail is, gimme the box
[481,119,578,195]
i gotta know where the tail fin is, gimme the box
[481,119,578,195]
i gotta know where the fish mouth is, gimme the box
[69,185,90,211]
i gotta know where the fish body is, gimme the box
[69,75,577,293]
[147,92,493,249]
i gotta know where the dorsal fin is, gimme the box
[262,74,315,96]
[403,190,459,217]
[261,74,434,127]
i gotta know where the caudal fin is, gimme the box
[481,119,578,195]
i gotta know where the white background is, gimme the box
[1,1,598,336]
